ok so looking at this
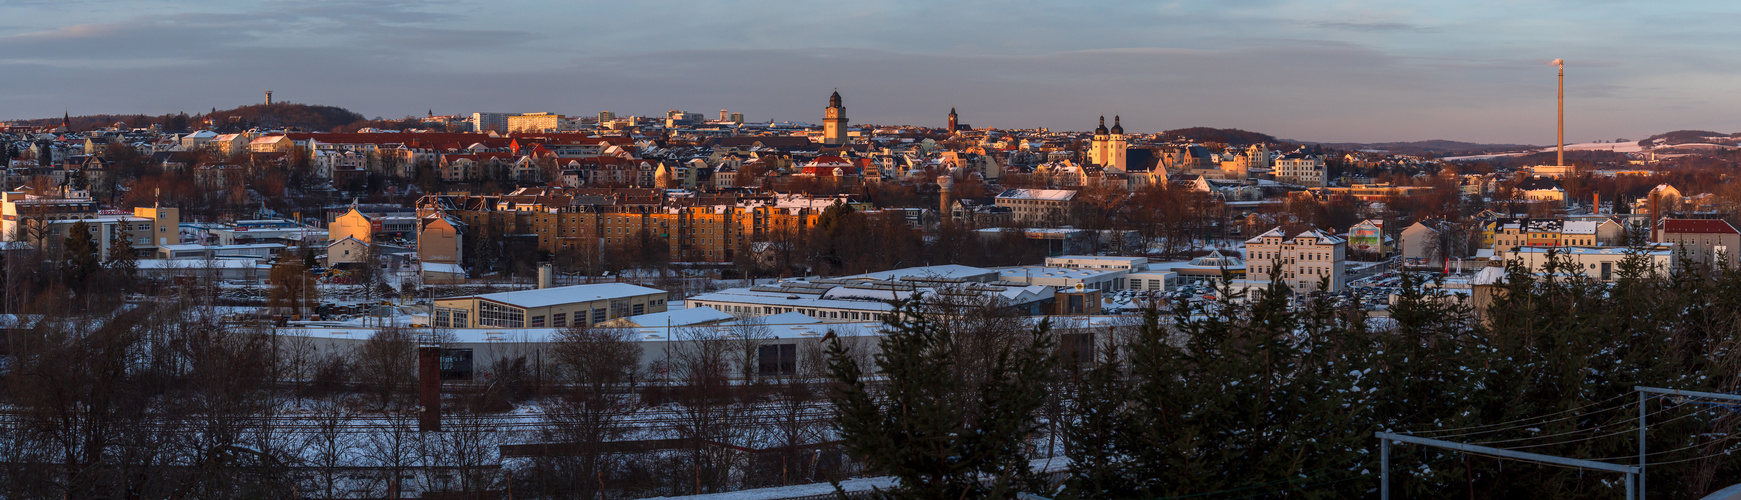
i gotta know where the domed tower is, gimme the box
[1109,115,1124,135]
[823,90,848,145]
[1094,116,1109,136]
[947,107,959,132]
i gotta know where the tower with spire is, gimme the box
[823,90,848,145]
[947,107,958,132]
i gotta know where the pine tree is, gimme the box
[62,220,100,290]
[826,296,1056,498]
[104,232,137,291]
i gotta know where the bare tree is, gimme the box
[300,397,359,499]
[535,325,644,498]
[663,326,748,495]
[355,325,418,409]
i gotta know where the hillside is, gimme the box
[1161,127,1277,145]
[206,103,367,131]
[9,103,367,132]
[1638,130,1739,148]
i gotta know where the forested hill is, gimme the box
[9,103,367,132]
[1160,127,1278,145]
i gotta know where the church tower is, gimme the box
[823,90,848,145]
[1088,116,1128,170]
[947,107,958,132]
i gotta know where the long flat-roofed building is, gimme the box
[432,283,669,329]
[687,265,1053,321]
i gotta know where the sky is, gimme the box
[2,0,1739,144]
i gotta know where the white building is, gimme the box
[1503,245,1674,282]
[1044,255,1148,271]
[1244,227,1348,293]
[1272,152,1327,187]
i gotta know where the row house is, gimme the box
[420,190,832,264]
[1487,217,1627,253]
[438,153,519,182]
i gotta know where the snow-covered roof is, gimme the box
[421,262,464,274]
[612,306,734,327]
[451,283,667,309]
[995,188,1076,201]
[1561,221,1599,235]
[1246,227,1286,244]
[845,264,999,282]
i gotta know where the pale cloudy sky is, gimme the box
[2,0,1737,143]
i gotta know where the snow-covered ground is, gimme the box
[645,457,1071,500]
[1442,140,1646,161]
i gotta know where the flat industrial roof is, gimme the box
[444,283,667,309]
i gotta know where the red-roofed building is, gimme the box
[1654,218,1740,269]
[798,156,856,177]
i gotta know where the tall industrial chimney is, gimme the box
[1553,59,1564,167]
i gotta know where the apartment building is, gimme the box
[994,189,1078,225]
[1,192,182,256]
[1244,227,1348,293]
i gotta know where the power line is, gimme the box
[1406,391,1636,438]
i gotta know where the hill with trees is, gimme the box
[8,103,368,133]
[1160,127,1278,145]
[1638,130,1739,148]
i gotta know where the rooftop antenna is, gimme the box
[1553,59,1564,167]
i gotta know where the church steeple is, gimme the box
[1110,115,1124,135]
[947,107,958,132]
[1094,116,1109,135]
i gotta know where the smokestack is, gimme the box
[538,262,553,289]
[1554,59,1564,167]
[418,346,441,432]
[1594,191,1600,213]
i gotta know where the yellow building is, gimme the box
[507,113,570,134]
[329,205,373,244]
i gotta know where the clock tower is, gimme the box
[823,90,848,145]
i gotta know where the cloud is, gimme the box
[1311,21,1434,33]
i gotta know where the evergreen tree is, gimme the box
[62,220,100,289]
[826,296,1056,498]
[104,232,137,292]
